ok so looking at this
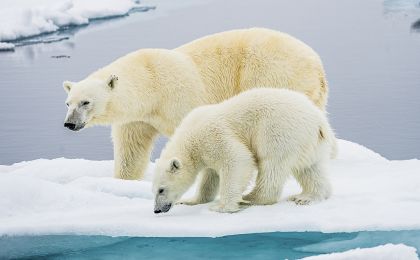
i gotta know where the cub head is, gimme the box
[153,157,195,214]
[63,75,118,131]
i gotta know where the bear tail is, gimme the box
[330,137,338,159]
[318,123,338,159]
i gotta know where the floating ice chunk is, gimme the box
[0,0,153,43]
[384,0,420,12]
[300,244,419,260]
[0,42,15,51]
[0,139,419,237]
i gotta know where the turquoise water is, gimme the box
[1,231,420,259]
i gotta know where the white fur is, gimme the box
[63,28,330,180]
[153,88,334,213]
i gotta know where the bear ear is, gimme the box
[168,158,182,173]
[63,81,73,93]
[107,75,118,90]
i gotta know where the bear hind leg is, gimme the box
[243,159,289,205]
[288,162,331,205]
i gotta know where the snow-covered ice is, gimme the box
[0,0,152,46]
[0,42,15,51]
[301,244,419,260]
[0,139,419,237]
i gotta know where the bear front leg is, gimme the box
[209,169,250,213]
[209,147,255,213]
[112,121,158,180]
[178,168,220,205]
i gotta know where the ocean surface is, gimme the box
[0,0,419,164]
[1,231,420,259]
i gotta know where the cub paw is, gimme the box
[176,198,202,206]
[209,202,240,213]
[288,194,314,205]
[242,194,276,205]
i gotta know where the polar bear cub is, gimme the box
[153,88,334,213]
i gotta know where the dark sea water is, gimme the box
[0,0,419,164]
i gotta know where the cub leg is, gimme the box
[178,168,219,205]
[209,143,256,213]
[243,159,290,205]
[288,162,331,205]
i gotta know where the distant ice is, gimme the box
[383,0,420,12]
[301,244,419,260]
[0,42,15,51]
[0,139,420,237]
[0,0,153,46]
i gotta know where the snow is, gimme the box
[0,139,419,237]
[301,244,419,260]
[0,0,150,46]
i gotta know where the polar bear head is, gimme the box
[63,75,118,131]
[153,157,196,214]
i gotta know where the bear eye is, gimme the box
[66,103,69,107]
[81,101,90,106]
[158,188,164,194]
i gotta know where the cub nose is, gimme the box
[64,122,76,130]
[154,209,162,214]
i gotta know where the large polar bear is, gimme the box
[63,28,329,181]
[153,88,334,213]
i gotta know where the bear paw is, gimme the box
[209,202,240,213]
[242,194,277,205]
[176,198,203,206]
[288,194,315,205]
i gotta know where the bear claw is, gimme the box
[288,194,314,205]
[176,199,199,206]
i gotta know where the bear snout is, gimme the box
[64,122,76,130]
[154,203,172,214]
[64,122,85,131]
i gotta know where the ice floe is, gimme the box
[301,243,419,260]
[0,0,153,46]
[0,139,419,237]
[0,42,15,51]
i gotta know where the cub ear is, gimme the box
[107,75,118,90]
[63,81,73,93]
[168,158,182,173]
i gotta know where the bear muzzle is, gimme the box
[64,121,85,131]
[154,203,172,214]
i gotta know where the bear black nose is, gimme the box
[64,123,76,130]
[154,209,162,214]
